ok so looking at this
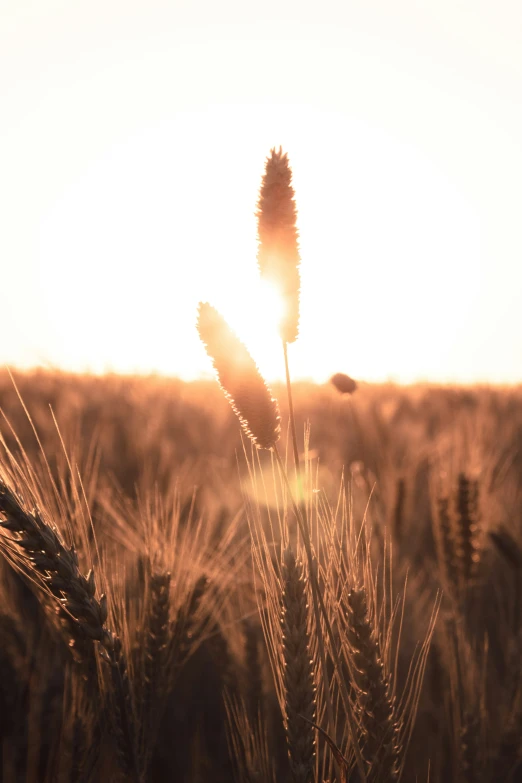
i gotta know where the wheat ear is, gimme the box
[172,573,209,669]
[140,567,171,770]
[256,146,301,345]
[454,473,481,589]
[0,479,141,783]
[281,547,317,783]
[196,302,280,450]
[345,587,400,782]
[0,479,108,656]
[434,495,459,594]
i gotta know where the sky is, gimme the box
[2,0,521,385]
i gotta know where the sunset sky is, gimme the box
[2,0,521,384]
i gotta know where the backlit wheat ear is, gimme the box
[197,302,280,450]
[256,146,301,344]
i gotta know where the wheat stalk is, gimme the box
[281,547,317,783]
[256,147,303,488]
[140,567,171,772]
[256,148,358,775]
[243,617,263,721]
[225,694,276,783]
[345,586,400,782]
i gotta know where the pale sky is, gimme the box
[2,0,521,384]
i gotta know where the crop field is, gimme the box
[3,0,522,780]
[0,369,521,782]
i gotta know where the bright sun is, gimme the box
[34,103,486,384]
[209,278,289,383]
[257,279,287,338]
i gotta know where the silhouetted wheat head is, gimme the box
[281,547,317,783]
[256,146,301,344]
[432,472,481,599]
[345,586,400,782]
[197,302,280,449]
[0,479,109,660]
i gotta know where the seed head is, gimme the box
[256,147,301,344]
[196,302,280,449]
[281,547,316,783]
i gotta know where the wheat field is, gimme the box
[0,368,521,782]
[1,149,521,783]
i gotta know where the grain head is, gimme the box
[197,302,280,450]
[256,147,301,345]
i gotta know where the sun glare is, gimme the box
[30,101,512,385]
[2,1,522,384]
[207,277,289,384]
[257,278,287,338]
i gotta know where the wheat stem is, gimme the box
[283,340,302,503]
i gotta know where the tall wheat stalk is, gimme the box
[256,148,370,778]
[256,147,302,487]
[196,147,369,780]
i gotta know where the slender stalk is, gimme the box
[283,340,302,498]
